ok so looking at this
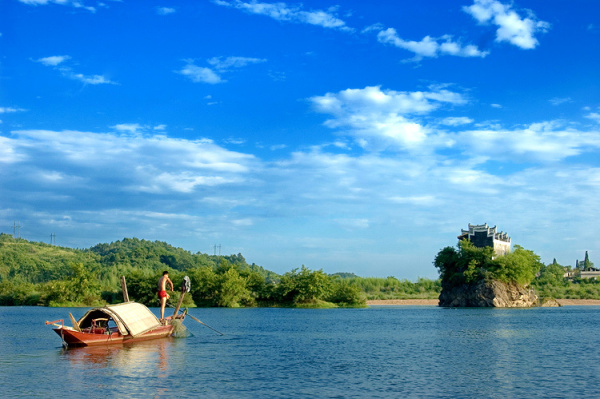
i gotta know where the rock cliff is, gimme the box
[438,279,538,307]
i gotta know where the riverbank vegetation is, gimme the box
[1,234,596,307]
[434,240,543,288]
[0,234,369,308]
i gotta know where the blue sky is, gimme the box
[1,0,599,279]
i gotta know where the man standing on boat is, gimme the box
[158,271,174,322]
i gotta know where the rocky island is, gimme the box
[438,279,538,307]
[435,224,543,308]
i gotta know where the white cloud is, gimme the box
[112,123,144,134]
[19,0,96,12]
[376,28,488,60]
[7,129,256,194]
[178,64,223,84]
[457,122,600,162]
[35,55,117,85]
[36,55,71,66]
[440,117,474,126]
[156,7,176,15]
[71,73,116,85]
[310,86,600,166]
[549,97,572,106]
[207,56,266,70]
[586,112,600,124]
[464,0,550,49]
[0,107,26,114]
[178,56,266,84]
[311,85,467,150]
[214,0,353,32]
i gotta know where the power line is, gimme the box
[213,244,222,266]
[13,221,22,239]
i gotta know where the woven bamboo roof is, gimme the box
[79,302,161,337]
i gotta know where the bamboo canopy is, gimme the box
[78,302,161,337]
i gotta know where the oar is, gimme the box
[185,311,225,336]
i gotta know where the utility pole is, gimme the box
[13,221,22,239]
[213,244,222,266]
[50,233,56,245]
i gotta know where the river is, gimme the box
[1,305,599,398]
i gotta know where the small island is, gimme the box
[435,224,543,307]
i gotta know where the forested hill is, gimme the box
[0,234,276,283]
[88,237,278,280]
[0,233,442,307]
[0,234,282,306]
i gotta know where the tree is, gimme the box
[326,279,365,306]
[490,246,543,286]
[276,265,332,304]
[584,251,595,270]
[434,241,541,288]
[215,267,254,307]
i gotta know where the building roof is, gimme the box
[459,223,511,243]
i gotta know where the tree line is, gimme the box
[2,234,594,307]
[0,234,439,307]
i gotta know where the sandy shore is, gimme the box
[367,299,600,306]
[555,299,600,306]
[367,299,439,306]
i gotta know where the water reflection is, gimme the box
[62,339,174,397]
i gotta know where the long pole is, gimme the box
[166,302,224,336]
[186,312,225,336]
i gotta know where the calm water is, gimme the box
[1,305,599,398]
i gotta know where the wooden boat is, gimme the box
[47,275,190,348]
[47,302,185,347]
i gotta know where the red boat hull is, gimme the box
[54,324,175,347]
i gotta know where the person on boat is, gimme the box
[158,271,174,322]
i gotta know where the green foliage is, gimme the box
[347,276,440,300]
[434,241,542,289]
[584,251,595,270]
[276,265,333,305]
[125,270,196,308]
[326,279,366,306]
[8,234,596,308]
[215,266,254,307]
[0,281,41,306]
[489,246,543,285]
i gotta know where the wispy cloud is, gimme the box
[440,117,474,126]
[208,56,266,70]
[177,56,266,84]
[213,0,353,32]
[178,64,223,84]
[35,55,117,85]
[464,0,550,49]
[376,28,488,60]
[37,55,71,66]
[586,109,600,124]
[549,97,572,106]
[5,129,256,190]
[19,0,96,12]
[456,122,600,162]
[156,7,176,15]
[0,107,26,114]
